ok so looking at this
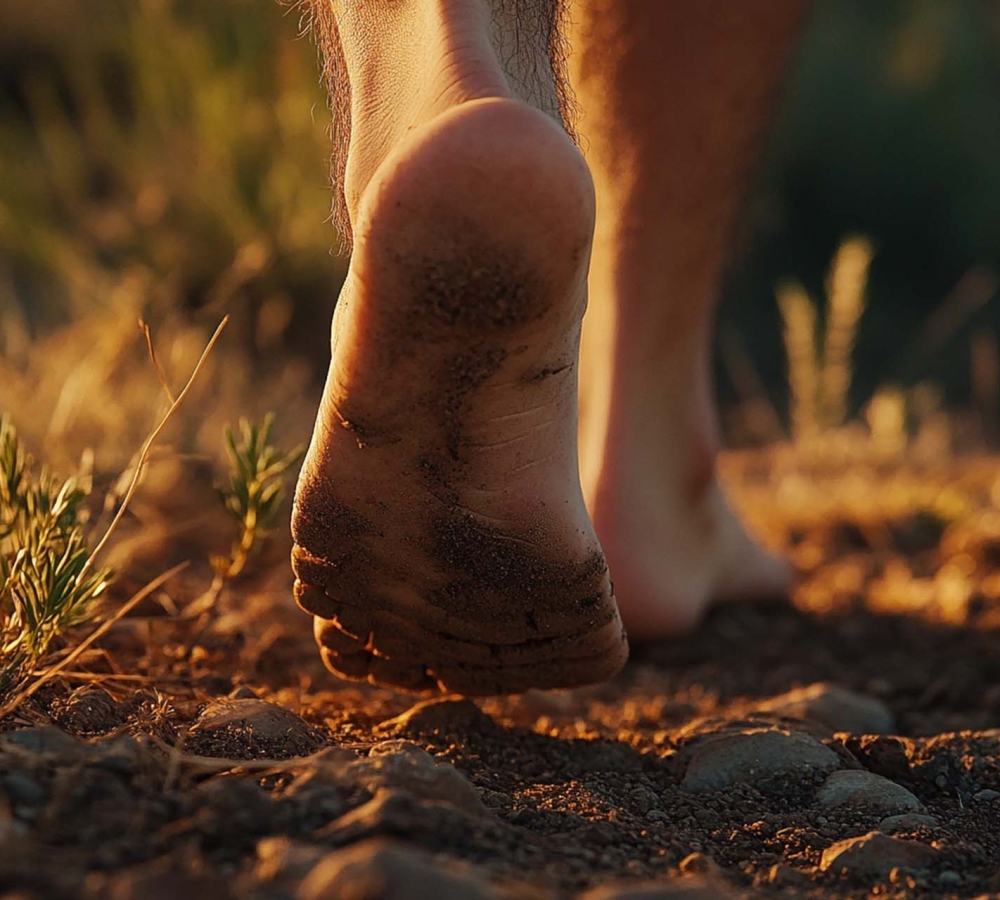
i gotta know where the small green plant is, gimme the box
[218,414,304,579]
[0,416,113,698]
[189,414,303,616]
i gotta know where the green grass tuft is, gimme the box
[216,413,304,582]
[0,416,113,698]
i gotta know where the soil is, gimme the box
[2,452,1000,899]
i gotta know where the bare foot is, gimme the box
[581,408,792,641]
[292,98,628,694]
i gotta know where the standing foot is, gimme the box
[292,99,628,695]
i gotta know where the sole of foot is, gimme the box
[292,98,628,695]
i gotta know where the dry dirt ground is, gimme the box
[2,452,1000,899]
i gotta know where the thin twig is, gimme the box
[46,672,158,684]
[77,316,228,587]
[148,733,351,778]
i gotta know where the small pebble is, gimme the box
[820,831,938,878]
[297,838,495,900]
[816,770,922,813]
[626,786,659,816]
[679,853,720,878]
[879,813,939,834]
[229,685,259,700]
[682,728,840,792]
[767,864,810,887]
[346,741,487,816]
[756,683,895,735]
[187,698,319,759]
[938,871,963,887]
[974,789,1000,802]
[374,698,493,739]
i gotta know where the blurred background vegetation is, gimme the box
[2,0,1000,452]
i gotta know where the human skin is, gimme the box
[291,0,807,693]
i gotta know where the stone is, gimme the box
[820,832,938,879]
[678,853,721,879]
[297,838,495,900]
[879,814,939,834]
[255,837,327,883]
[374,698,494,739]
[186,698,320,759]
[580,877,733,899]
[756,683,894,735]
[974,789,1000,802]
[627,786,659,816]
[816,770,923,813]
[681,729,840,792]
[106,862,231,900]
[1,726,82,758]
[2,772,46,807]
[346,741,486,816]
[228,684,259,700]
[280,770,349,828]
[766,864,811,888]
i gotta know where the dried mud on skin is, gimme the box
[4,463,1000,898]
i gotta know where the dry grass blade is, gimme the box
[821,236,872,428]
[778,281,820,444]
[76,316,229,587]
[138,318,176,403]
[148,733,348,778]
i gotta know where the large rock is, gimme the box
[756,683,894,735]
[186,698,320,759]
[297,838,495,900]
[681,729,840,792]
[820,832,938,879]
[816,770,923,813]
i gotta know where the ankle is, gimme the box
[335,0,508,221]
[581,371,721,514]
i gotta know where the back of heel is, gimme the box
[353,99,594,338]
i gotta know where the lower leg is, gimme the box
[293,0,628,693]
[570,0,808,637]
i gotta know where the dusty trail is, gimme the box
[2,455,1000,899]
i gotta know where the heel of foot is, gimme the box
[353,99,595,337]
